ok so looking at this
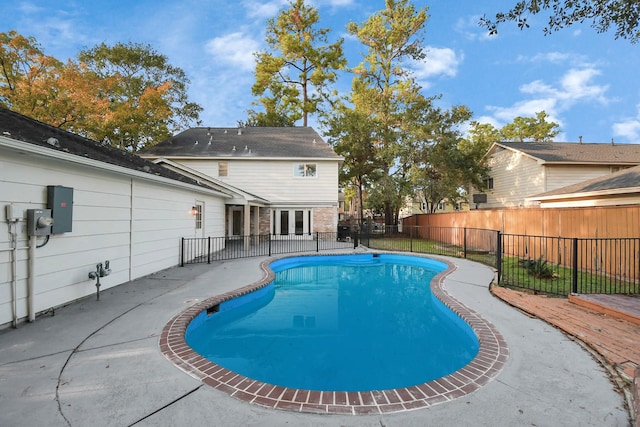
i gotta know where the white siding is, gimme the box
[545,165,613,191]
[178,159,339,204]
[0,148,225,326]
[486,148,545,208]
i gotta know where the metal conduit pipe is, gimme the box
[1,222,28,328]
[28,235,36,322]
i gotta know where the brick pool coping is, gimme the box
[159,254,509,415]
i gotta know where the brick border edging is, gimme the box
[159,253,509,415]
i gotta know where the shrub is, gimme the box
[521,256,556,279]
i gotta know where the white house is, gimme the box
[140,126,343,239]
[473,142,640,209]
[0,108,230,327]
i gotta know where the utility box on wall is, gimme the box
[27,209,53,236]
[47,185,73,234]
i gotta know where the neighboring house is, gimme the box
[472,142,640,209]
[526,164,640,208]
[0,108,229,327]
[399,196,468,218]
[140,127,343,239]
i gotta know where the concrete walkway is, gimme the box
[0,250,631,426]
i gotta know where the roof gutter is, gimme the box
[0,136,232,199]
[526,186,640,202]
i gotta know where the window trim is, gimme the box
[294,163,317,177]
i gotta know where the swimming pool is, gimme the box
[185,254,479,391]
[160,253,508,414]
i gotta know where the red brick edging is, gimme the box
[159,254,509,415]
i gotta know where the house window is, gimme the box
[437,202,444,211]
[295,211,304,235]
[218,162,228,177]
[194,203,203,230]
[294,163,317,177]
[280,211,289,235]
[484,177,494,190]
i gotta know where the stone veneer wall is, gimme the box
[258,207,270,235]
[313,206,338,233]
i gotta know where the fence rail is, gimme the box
[359,226,639,296]
[180,227,640,296]
[180,232,356,266]
[500,234,640,295]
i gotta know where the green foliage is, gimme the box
[346,0,430,225]
[521,256,556,279]
[467,110,560,144]
[500,111,560,142]
[405,104,489,213]
[324,107,383,224]
[480,0,640,43]
[78,41,202,151]
[0,32,201,152]
[250,0,346,126]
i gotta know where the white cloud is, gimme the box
[412,46,462,84]
[559,68,609,104]
[205,32,260,72]
[455,15,495,41]
[484,66,609,130]
[321,0,355,6]
[242,0,287,19]
[613,104,640,142]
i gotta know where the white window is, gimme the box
[294,163,317,177]
[194,203,203,229]
[484,177,494,190]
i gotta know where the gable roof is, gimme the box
[489,142,640,165]
[529,165,640,200]
[152,158,270,206]
[139,127,342,160]
[0,107,224,193]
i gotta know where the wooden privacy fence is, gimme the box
[403,205,640,238]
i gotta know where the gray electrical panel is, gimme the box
[47,186,73,234]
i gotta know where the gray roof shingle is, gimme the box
[496,142,640,165]
[0,107,209,188]
[140,127,341,159]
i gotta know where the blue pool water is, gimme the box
[185,254,479,391]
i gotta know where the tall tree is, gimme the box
[500,111,560,142]
[471,111,560,142]
[251,0,346,127]
[346,0,430,225]
[78,42,202,151]
[324,107,383,226]
[480,0,640,43]
[0,30,107,129]
[406,105,489,213]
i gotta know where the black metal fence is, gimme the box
[500,234,640,295]
[180,232,356,266]
[358,226,639,295]
[360,225,500,269]
[180,227,640,296]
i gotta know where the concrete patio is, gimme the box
[0,250,631,426]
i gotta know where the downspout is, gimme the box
[28,235,36,322]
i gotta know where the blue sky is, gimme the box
[2,0,639,144]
